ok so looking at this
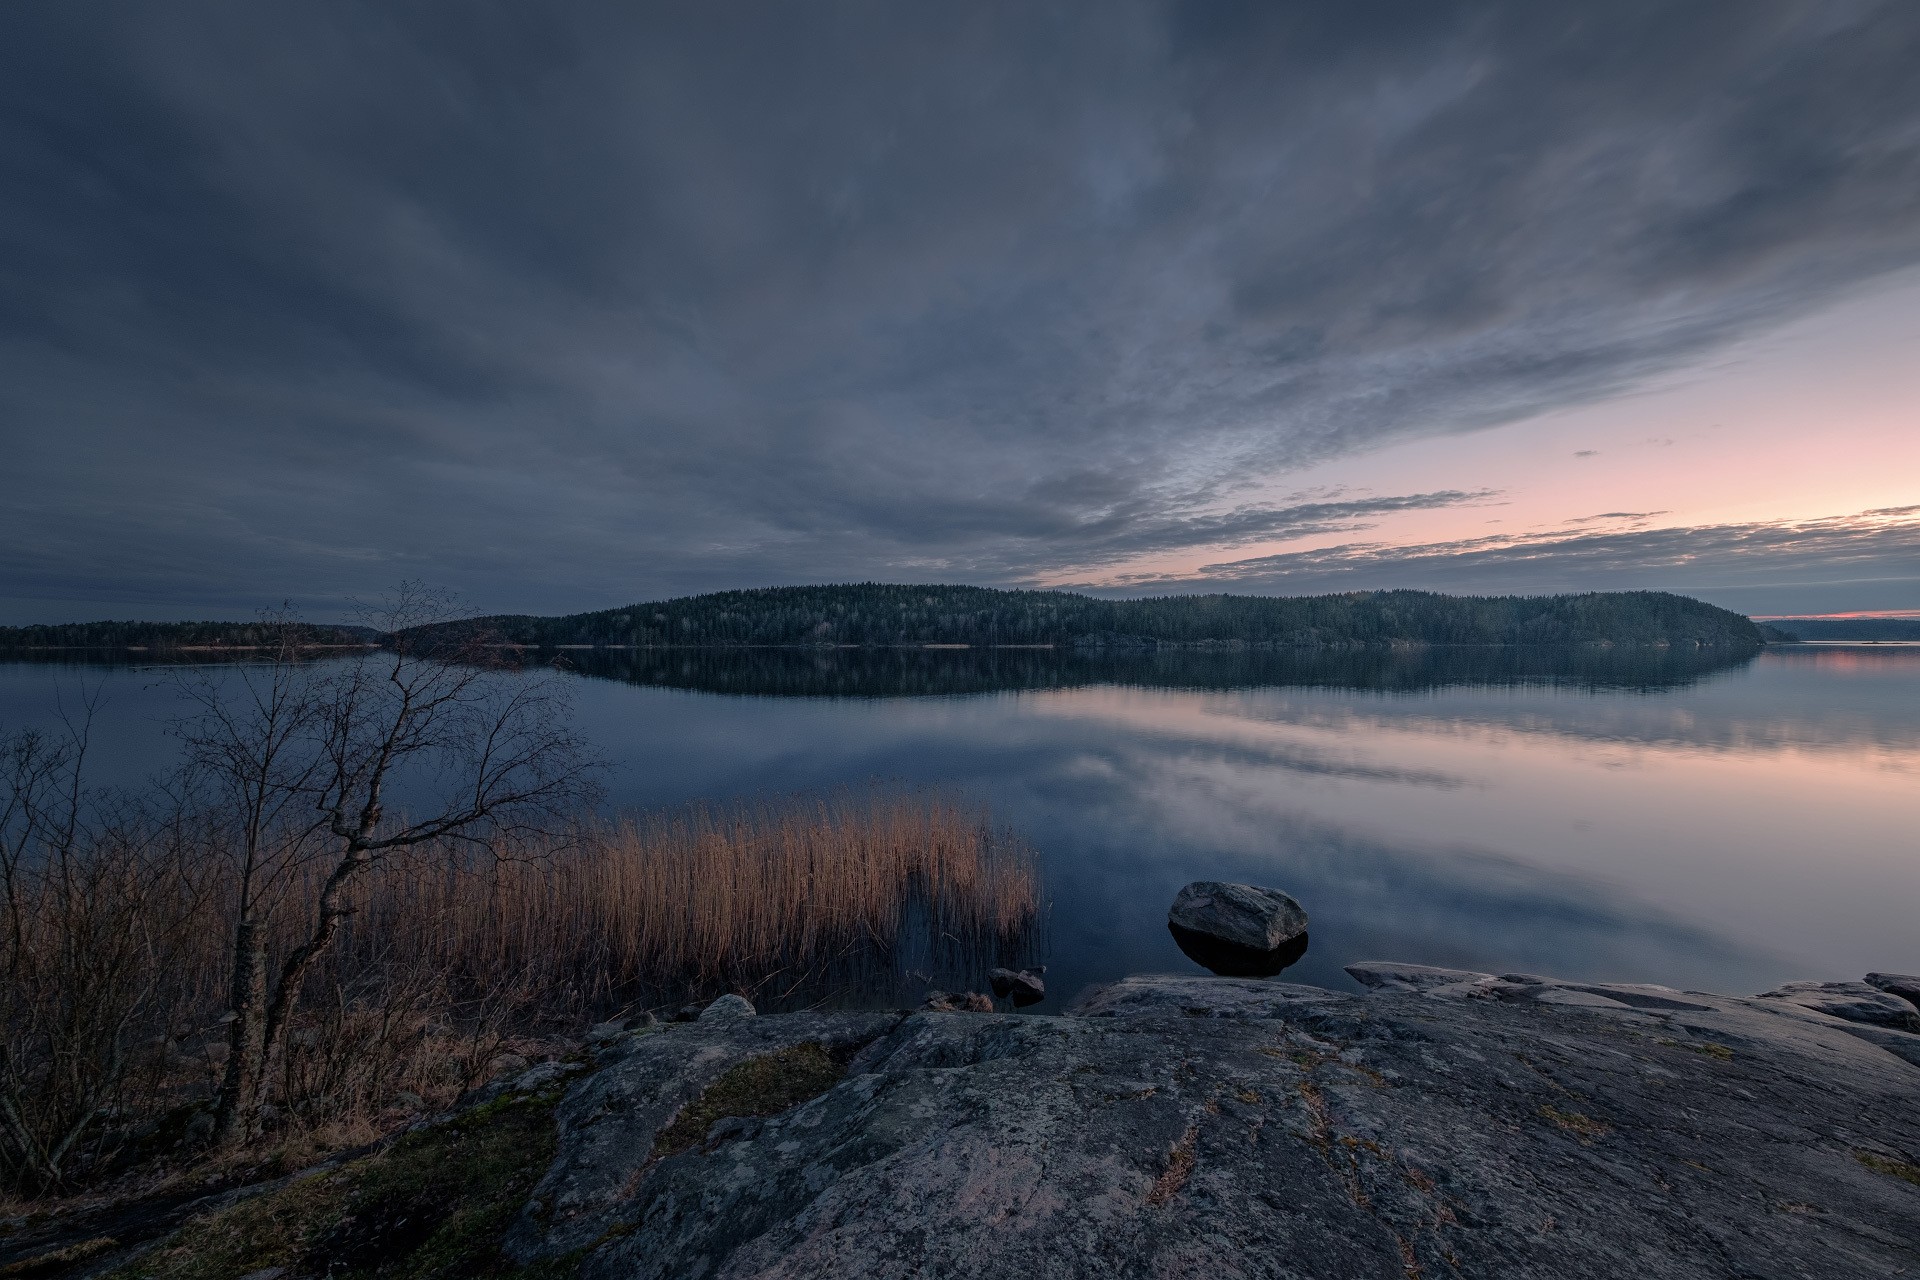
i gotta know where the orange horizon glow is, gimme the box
[1753,610,1920,620]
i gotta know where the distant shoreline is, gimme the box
[0,638,1795,654]
[0,587,1779,652]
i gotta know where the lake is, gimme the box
[3,643,1915,1011]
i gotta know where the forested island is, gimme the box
[0,586,1767,652]
[422,584,1765,649]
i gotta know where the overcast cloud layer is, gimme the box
[4,2,1920,619]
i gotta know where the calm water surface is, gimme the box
[4,645,1915,1010]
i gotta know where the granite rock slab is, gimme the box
[504,970,1920,1279]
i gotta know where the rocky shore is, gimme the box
[23,965,1919,1279]
[499,964,1920,1279]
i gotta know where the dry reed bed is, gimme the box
[327,791,1043,1015]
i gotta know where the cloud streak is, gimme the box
[3,3,1920,617]
[1117,507,1920,606]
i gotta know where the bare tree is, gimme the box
[178,585,598,1146]
[173,609,333,1147]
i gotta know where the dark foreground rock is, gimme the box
[500,968,1920,1280]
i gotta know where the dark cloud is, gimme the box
[3,2,1920,619]
[1115,507,1920,615]
[1566,511,1667,523]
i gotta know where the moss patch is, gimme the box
[108,1091,562,1280]
[1855,1150,1920,1188]
[652,1043,845,1159]
[1538,1105,1611,1143]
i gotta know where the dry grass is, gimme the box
[1145,1127,1198,1207]
[315,791,1042,1024]
[2,789,1040,1198]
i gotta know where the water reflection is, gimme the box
[3,646,1915,1009]
[552,643,1761,698]
[1169,926,1310,977]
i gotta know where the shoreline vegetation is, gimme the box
[0,585,1768,652]
[2,600,1040,1210]
[1,770,1038,1203]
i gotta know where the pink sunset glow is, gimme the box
[1055,272,1920,616]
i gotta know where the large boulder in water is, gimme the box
[1167,881,1307,952]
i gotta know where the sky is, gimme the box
[2,1,1917,624]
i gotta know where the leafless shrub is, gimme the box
[0,713,214,1193]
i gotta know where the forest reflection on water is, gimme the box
[550,642,1765,699]
[3,643,1916,1010]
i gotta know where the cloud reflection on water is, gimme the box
[4,647,1915,1009]
[547,646,1918,1006]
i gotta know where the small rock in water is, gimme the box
[698,994,757,1022]
[1865,972,1920,1012]
[922,990,995,1013]
[988,967,1047,1006]
[1168,881,1308,952]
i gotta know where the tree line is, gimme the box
[0,619,377,649]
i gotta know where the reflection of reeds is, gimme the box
[331,791,1044,1016]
